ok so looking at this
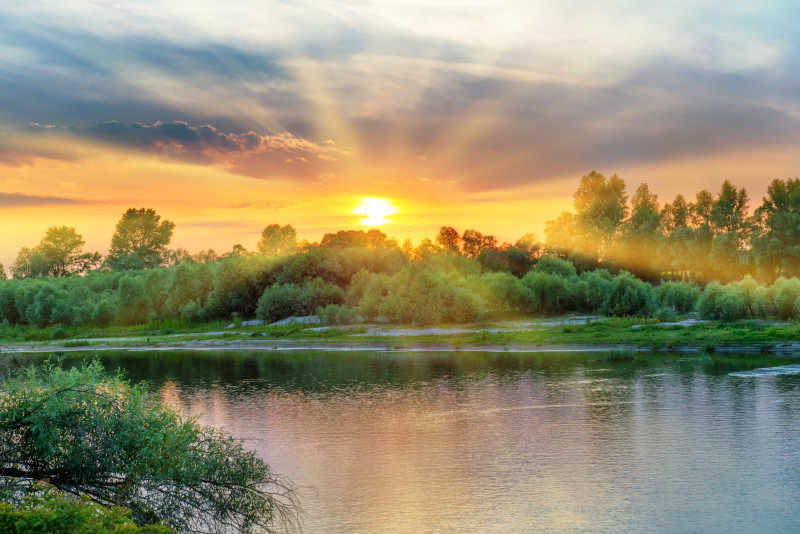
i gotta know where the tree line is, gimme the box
[3,172,800,328]
[544,171,800,284]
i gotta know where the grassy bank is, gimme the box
[3,316,800,353]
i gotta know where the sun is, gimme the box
[354,197,398,226]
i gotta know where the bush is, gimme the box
[256,278,344,323]
[481,272,531,312]
[0,489,175,533]
[353,264,486,324]
[50,327,68,340]
[654,306,679,322]
[0,361,297,534]
[522,272,573,313]
[698,282,747,321]
[573,269,613,312]
[658,281,700,313]
[316,304,357,325]
[601,272,657,317]
[532,255,577,278]
[771,277,800,319]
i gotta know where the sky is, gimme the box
[1,0,799,266]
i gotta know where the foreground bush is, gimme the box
[0,489,174,533]
[0,362,298,534]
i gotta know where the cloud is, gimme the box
[22,120,349,180]
[0,193,90,207]
[3,2,800,193]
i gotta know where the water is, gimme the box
[21,350,800,533]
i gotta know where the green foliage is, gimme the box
[353,263,486,324]
[12,227,101,279]
[601,272,657,317]
[0,362,297,534]
[256,278,343,322]
[316,304,357,325]
[532,254,577,278]
[257,224,297,256]
[480,272,530,312]
[522,272,572,313]
[654,306,679,322]
[107,209,175,271]
[770,277,800,319]
[658,281,700,313]
[0,488,175,533]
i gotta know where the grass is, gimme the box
[2,316,799,353]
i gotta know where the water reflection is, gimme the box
[28,350,800,533]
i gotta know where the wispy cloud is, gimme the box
[1,1,799,191]
[0,192,90,207]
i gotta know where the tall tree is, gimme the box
[572,171,628,258]
[107,208,175,270]
[619,183,661,277]
[660,194,694,277]
[257,224,297,256]
[710,180,750,281]
[751,178,800,281]
[11,227,100,278]
[436,226,461,252]
[461,229,496,259]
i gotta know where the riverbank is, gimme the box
[3,316,800,355]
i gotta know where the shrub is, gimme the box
[0,361,298,533]
[601,272,657,317]
[316,304,357,325]
[353,264,486,324]
[522,272,573,313]
[658,281,700,313]
[0,489,175,533]
[256,278,344,322]
[481,272,531,312]
[654,306,679,322]
[771,277,800,319]
[50,327,68,340]
[532,254,577,278]
[573,269,613,312]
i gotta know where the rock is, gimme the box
[225,319,265,328]
[269,315,321,326]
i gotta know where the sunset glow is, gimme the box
[354,198,398,226]
[0,2,799,265]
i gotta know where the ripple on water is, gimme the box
[730,364,800,377]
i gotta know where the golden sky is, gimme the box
[1,1,799,266]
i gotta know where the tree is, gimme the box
[751,178,800,281]
[107,209,175,270]
[11,227,101,279]
[461,229,496,259]
[436,227,460,252]
[709,181,749,281]
[573,171,628,257]
[320,229,387,249]
[0,361,298,534]
[257,224,297,256]
[618,183,661,277]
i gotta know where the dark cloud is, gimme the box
[2,9,800,192]
[348,57,800,191]
[81,120,347,179]
[0,193,90,207]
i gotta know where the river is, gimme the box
[37,349,800,533]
